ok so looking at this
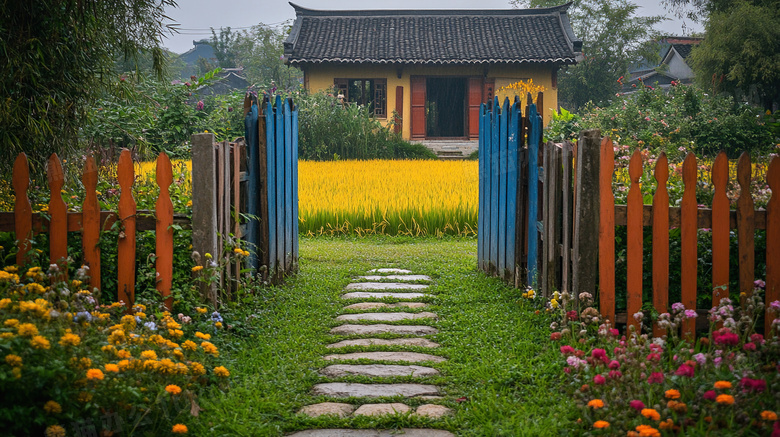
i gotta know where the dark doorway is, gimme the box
[426,77,466,138]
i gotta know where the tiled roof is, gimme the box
[284,2,581,65]
[671,43,695,59]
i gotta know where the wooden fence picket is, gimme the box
[117,149,136,307]
[711,152,730,307]
[274,95,285,279]
[284,98,294,271]
[526,103,541,286]
[766,157,780,337]
[490,97,500,272]
[598,137,615,324]
[506,101,519,284]
[265,99,277,278]
[13,154,32,266]
[498,98,509,277]
[736,152,755,295]
[47,154,68,269]
[652,153,669,337]
[681,153,698,338]
[155,152,174,310]
[82,156,101,293]
[626,150,643,331]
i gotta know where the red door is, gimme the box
[467,77,484,139]
[410,76,426,139]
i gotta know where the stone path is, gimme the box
[290,268,454,437]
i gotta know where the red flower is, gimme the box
[743,342,756,351]
[629,400,645,411]
[593,374,606,385]
[608,360,620,369]
[675,364,695,378]
[550,332,562,341]
[646,353,661,362]
[560,345,575,355]
[592,348,608,363]
[703,390,717,401]
[740,377,767,393]
[713,329,739,346]
[608,370,623,379]
[609,328,619,336]
[567,310,578,321]
[647,372,664,384]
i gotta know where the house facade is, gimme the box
[625,37,703,91]
[283,2,581,141]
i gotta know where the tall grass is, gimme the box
[299,160,478,236]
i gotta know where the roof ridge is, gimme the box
[288,1,573,17]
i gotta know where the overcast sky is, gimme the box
[162,0,703,54]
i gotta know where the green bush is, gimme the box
[296,89,435,160]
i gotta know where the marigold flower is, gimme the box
[59,333,81,347]
[191,265,203,272]
[190,361,206,375]
[44,400,62,414]
[117,349,132,359]
[30,335,51,349]
[4,319,19,327]
[201,341,219,357]
[196,307,208,314]
[195,331,211,340]
[587,399,604,409]
[659,419,674,431]
[45,424,66,437]
[165,384,182,395]
[641,408,661,421]
[5,354,22,367]
[664,389,681,399]
[0,332,14,340]
[17,323,39,337]
[635,424,661,437]
[593,420,609,429]
[215,322,223,328]
[214,366,230,377]
[760,410,778,421]
[714,380,732,389]
[172,423,188,434]
[716,394,735,405]
[105,364,120,373]
[118,360,131,371]
[86,369,105,380]
[140,350,158,360]
[77,392,92,403]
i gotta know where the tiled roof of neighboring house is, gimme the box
[283,2,581,65]
[671,43,694,59]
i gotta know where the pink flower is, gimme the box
[567,310,578,321]
[609,328,619,337]
[713,329,739,346]
[608,360,620,370]
[608,370,623,379]
[684,309,698,319]
[646,353,661,362]
[647,372,664,384]
[564,367,571,374]
[550,332,562,341]
[593,374,606,385]
[592,348,608,363]
[675,364,695,378]
[740,377,766,393]
[754,279,766,289]
[750,333,765,345]
[629,400,645,411]
[560,345,575,355]
[743,342,756,352]
[703,390,717,401]
[196,100,204,111]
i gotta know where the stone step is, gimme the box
[367,268,413,274]
[415,404,453,418]
[320,364,440,378]
[345,282,429,291]
[298,402,453,420]
[330,324,438,336]
[326,338,440,349]
[312,382,440,398]
[353,403,410,416]
[355,275,431,282]
[343,302,428,311]
[341,292,432,300]
[288,429,454,437]
[298,402,355,418]
[336,312,437,322]
[324,351,446,364]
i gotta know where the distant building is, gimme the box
[625,37,703,91]
[179,40,218,80]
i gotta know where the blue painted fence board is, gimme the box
[498,98,509,275]
[506,101,519,279]
[291,104,299,264]
[482,104,492,271]
[477,103,484,269]
[265,100,277,275]
[274,95,285,274]
[284,99,293,270]
[490,96,500,270]
[244,102,259,270]
[526,103,541,287]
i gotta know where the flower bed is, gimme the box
[0,263,229,435]
[543,289,780,436]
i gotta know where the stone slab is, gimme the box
[326,338,440,349]
[336,312,437,322]
[356,275,431,282]
[343,302,428,310]
[298,402,355,418]
[320,364,440,378]
[353,403,411,416]
[330,324,438,336]
[415,404,453,418]
[345,283,428,291]
[287,429,454,437]
[341,292,432,300]
[312,382,440,398]
[323,351,446,363]
[367,268,413,274]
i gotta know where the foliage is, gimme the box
[0,263,230,436]
[297,90,435,161]
[0,0,176,176]
[547,82,777,160]
[512,0,664,109]
[544,288,780,436]
[299,160,477,237]
[688,1,780,110]
[495,79,547,106]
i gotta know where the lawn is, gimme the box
[195,236,574,436]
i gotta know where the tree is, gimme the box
[0,0,176,174]
[687,1,780,109]
[210,27,240,68]
[233,24,302,92]
[511,0,664,110]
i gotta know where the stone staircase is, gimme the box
[290,268,454,437]
[417,140,478,160]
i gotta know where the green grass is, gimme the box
[195,236,575,436]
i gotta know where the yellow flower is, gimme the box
[186,200,193,207]
[761,411,778,421]
[140,350,158,360]
[45,424,66,437]
[215,322,223,328]
[3,266,18,273]
[5,354,22,367]
[191,265,203,272]
[59,333,81,347]
[77,392,92,403]
[86,368,104,380]
[108,329,126,345]
[44,400,62,414]
[714,380,732,389]
[214,366,230,377]
[117,349,132,359]
[664,389,681,399]
[30,335,51,349]
[120,314,137,329]
[118,359,131,371]
[173,350,185,360]
[593,420,610,429]
[182,340,197,351]
[105,363,120,373]
[172,423,188,434]
[17,323,39,337]
[196,307,208,314]
[165,384,182,395]
[4,319,19,327]
[11,367,21,379]
[0,272,19,283]
[200,341,218,356]
[195,331,211,340]
[233,247,244,255]
[0,298,12,309]
[641,408,661,421]
[189,361,206,376]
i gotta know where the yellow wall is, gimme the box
[303,64,558,140]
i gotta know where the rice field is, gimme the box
[299,160,478,236]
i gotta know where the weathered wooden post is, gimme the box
[191,133,218,305]
[572,129,601,303]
